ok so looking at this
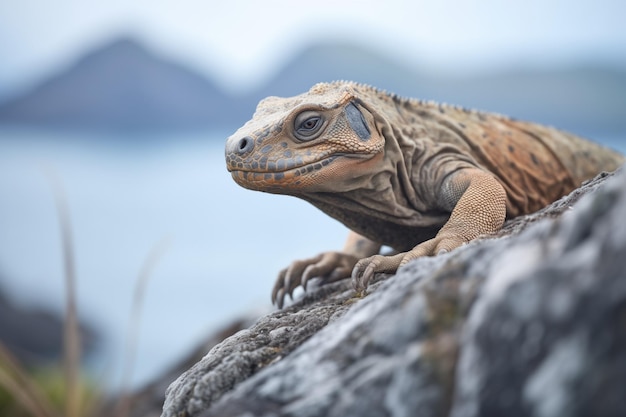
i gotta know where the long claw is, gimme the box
[276,287,286,309]
[301,265,316,291]
[286,268,303,299]
[271,270,286,305]
[282,270,294,301]
[352,253,405,292]
[362,261,378,289]
[351,257,377,292]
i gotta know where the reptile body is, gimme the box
[225,81,624,307]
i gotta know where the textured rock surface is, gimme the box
[162,168,626,417]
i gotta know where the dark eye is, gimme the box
[294,110,324,140]
[302,118,319,130]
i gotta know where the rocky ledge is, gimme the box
[162,167,626,417]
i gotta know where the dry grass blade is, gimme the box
[0,343,59,417]
[113,236,172,417]
[45,169,82,417]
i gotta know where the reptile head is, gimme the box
[225,82,385,194]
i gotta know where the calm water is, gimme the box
[0,129,347,390]
[0,129,624,391]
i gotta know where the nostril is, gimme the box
[237,137,254,154]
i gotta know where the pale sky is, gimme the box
[1,0,625,96]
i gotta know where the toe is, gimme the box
[271,270,286,305]
[352,253,405,291]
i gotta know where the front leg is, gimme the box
[272,231,380,308]
[352,168,507,291]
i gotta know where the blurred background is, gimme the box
[0,0,625,403]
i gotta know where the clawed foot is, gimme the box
[352,234,461,292]
[351,253,405,293]
[272,252,358,308]
[272,235,463,308]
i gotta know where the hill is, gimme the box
[0,37,235,132]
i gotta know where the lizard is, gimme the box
[225,81,625,308]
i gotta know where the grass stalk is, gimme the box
[0,344,59,417]
[46,169,82,417]
[0,167,171,417]
[113,237,171,417]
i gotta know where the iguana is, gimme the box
[225,81,625,308]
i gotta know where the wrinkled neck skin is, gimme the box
[297,102,449,248]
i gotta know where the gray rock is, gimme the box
[0,285,98,367]
[162,168,626,417]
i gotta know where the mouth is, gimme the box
[228,153,372,191]
[229,155,338,183]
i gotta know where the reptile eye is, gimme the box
[294,110,325,141]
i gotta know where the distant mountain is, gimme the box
[1,36,625,137]
[0,37,236,132]
[420,67,626,136]
[253,42,426,98]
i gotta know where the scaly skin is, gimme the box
[225,81,625,308]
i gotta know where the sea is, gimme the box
[0,128,624,391]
